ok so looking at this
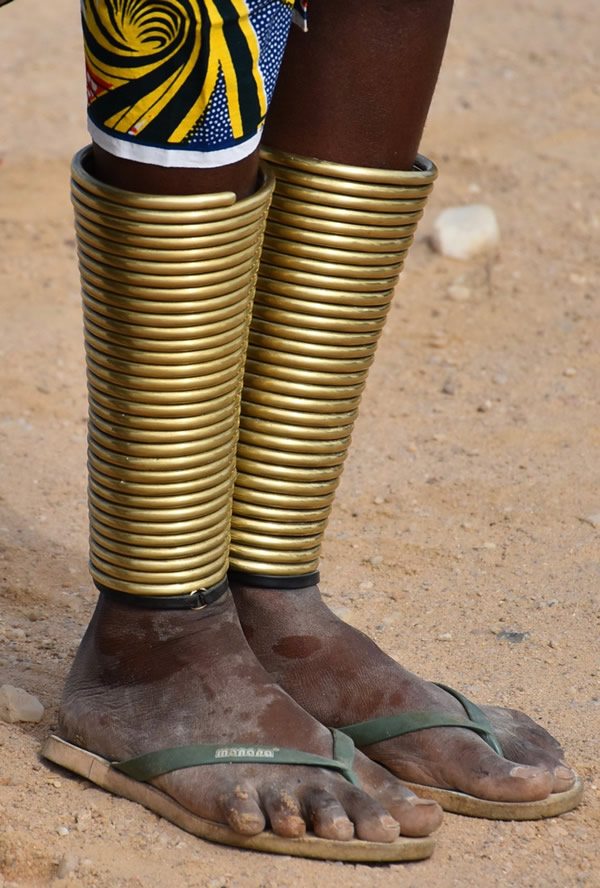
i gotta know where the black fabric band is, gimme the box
[95,577,229,610]
[227,569,320,589]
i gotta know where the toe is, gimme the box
[371,772,442,836]
[507,746,576,793]
[386,794,443,837]
[261,786,307,838]
[305,788,355,841]
[449,742,555,802]
[219,784,266,835]
[341,786,401,843]
[551,764,578,794]
[493,731,576,794]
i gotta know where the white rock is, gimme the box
[0,685,44,723]
[579,513,600,529]
[431,204,500,260]
[447,284,472,301]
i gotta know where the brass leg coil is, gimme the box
[229,148,437,583]
[74,146,274,600]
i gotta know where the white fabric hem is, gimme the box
[87,121,262,169]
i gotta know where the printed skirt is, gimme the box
[83,0,307,168]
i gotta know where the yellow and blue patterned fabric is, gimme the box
[83,0,306,168]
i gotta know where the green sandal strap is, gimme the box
[340,684,503,756]
[114,728,360,786]
[435,684,503,755]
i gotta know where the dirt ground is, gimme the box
[1,1,599,886]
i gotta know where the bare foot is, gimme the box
[58,589,442,841]
[231,581,578,804]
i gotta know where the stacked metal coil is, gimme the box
[73,147,274,596]
[230,148,437,578]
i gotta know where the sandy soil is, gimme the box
[1,1,599,885]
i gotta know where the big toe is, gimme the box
[451,744,554,802]
[551,764,578,794]
[499,743,577,794]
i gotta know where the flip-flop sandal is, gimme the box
[340,685,584,821]
[42,728,435,862]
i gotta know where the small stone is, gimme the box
[56,826,70,837]
[0,685,44,723]
[75,809,92,831]
[477,399,493,412]
[447,284,472,301]
[5,627,25,640]
[437,632,453,641]
[579,513,600,529]
[359,580,374,591]
[492,373,508,385]
[430,331,448,348]
[563,367,577,377]
[441,378,456,395]
[483,541,496,550]
[368,555,384,566]
[569,273,587,285]
[56,855,79,879]
[373,496,385,505]
[430,204,500,260]
[497,629,530,644]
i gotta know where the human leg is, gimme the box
[228,0,582,816]
[45,0,442,858]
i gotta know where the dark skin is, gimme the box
[61,591,440,841]
[230,583,576,803]
[226,0,577,805]
[61,0,575,841]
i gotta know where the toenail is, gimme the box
[509,765,542,779]
[381,815,399,830]
[554,766,574,781]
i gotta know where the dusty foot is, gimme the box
[231,581,578,804]
[58,588,442,841]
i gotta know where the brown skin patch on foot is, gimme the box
[272,635,323,659]
[231,581,577,804]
